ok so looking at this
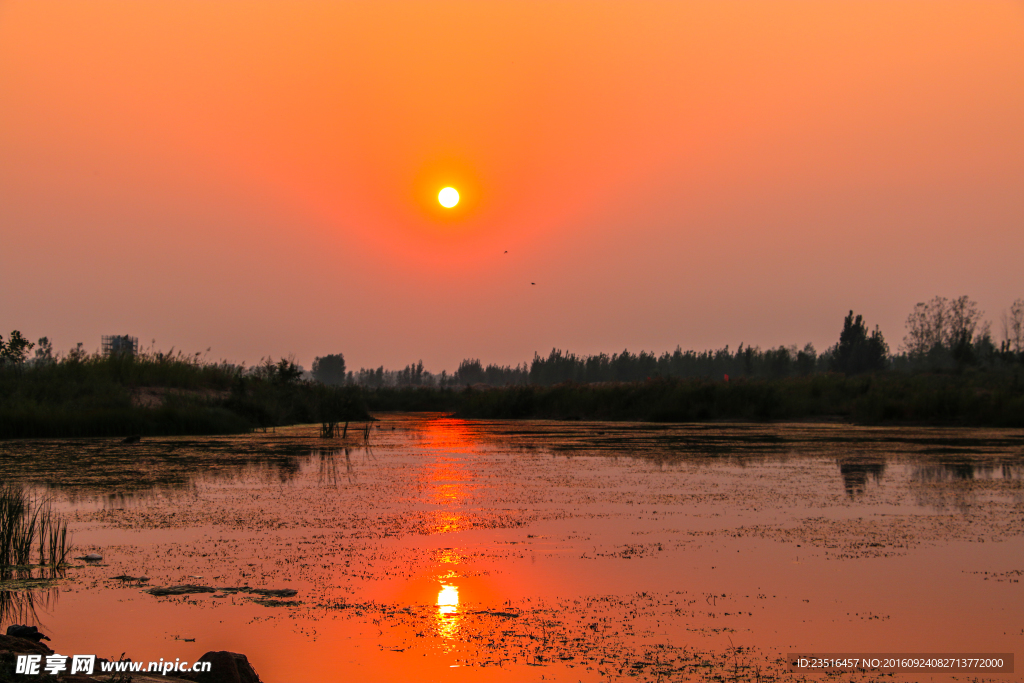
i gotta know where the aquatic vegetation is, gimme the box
[1,416,1022,682]
[0,486,72,569]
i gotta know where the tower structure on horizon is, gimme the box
[101,335,138,358]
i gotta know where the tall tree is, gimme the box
[831,311,888,375]
[946,295,984,364]
[33,337,54,363]
[312,353,347,386]
[903,296,948,356]
[1001,298,1024,354]
[903,295,986,365]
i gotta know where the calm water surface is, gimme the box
[1,414,1022,682]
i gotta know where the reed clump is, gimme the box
[0,486,72,569]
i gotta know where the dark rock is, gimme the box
[122,435,142,444]
[5,625,50,643]
[179,651,262,683]
[0,633,53,656]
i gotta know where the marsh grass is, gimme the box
[0,486,72,570]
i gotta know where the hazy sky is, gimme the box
[2,1,1022,372]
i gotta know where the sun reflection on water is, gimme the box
[429,511,469,534]
[435,584,461,640]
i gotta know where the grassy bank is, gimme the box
[0,353,369,439]
[362,371,1024,427]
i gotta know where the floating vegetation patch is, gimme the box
[145,584,299,607]
[305,592,808,682]
[0,576,60,592]
[3,416,1023,682]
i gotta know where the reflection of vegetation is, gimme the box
[0,348,368,438]
[307,449,358,487]
[837,459,886,496]
[0,583,59,628]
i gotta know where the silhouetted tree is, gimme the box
[765,346,793,378]
[831,311,888,375]
[253,356,303,384]
[0,331,34,364]
[312,353,347,386]
[902,295,989,367]
[1002,298,1024,354]
[33,337,54,364]
[904,296,948,356]
[795,343,817,375]
[455,359,485,385]
[947,296,985,365]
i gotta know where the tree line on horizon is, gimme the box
[4,295,1023,388]
[310,295,1024,388]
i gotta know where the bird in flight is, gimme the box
[531,282,535,285]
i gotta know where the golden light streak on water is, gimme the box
[435,584,461,641]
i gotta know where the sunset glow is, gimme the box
[438,187,459,208]
[3,4,1022,681]
[2,1,1020,369]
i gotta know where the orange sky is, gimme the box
[2,1,1022,371]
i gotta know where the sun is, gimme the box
[438,187,459,208]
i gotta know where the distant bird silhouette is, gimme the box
[531,282,535,285]
[504,250,507,253]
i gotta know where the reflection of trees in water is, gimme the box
[837,458,886,496]
[908,460,1024,512]
[919,462,976,481]
[0,432,356,498]
[44,445,380,510]
[912,460,1024,483]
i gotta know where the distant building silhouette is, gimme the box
[102,335,138,357]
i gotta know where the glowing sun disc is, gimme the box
[438,187,459,208]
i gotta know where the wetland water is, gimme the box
[1,414,1022,682]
